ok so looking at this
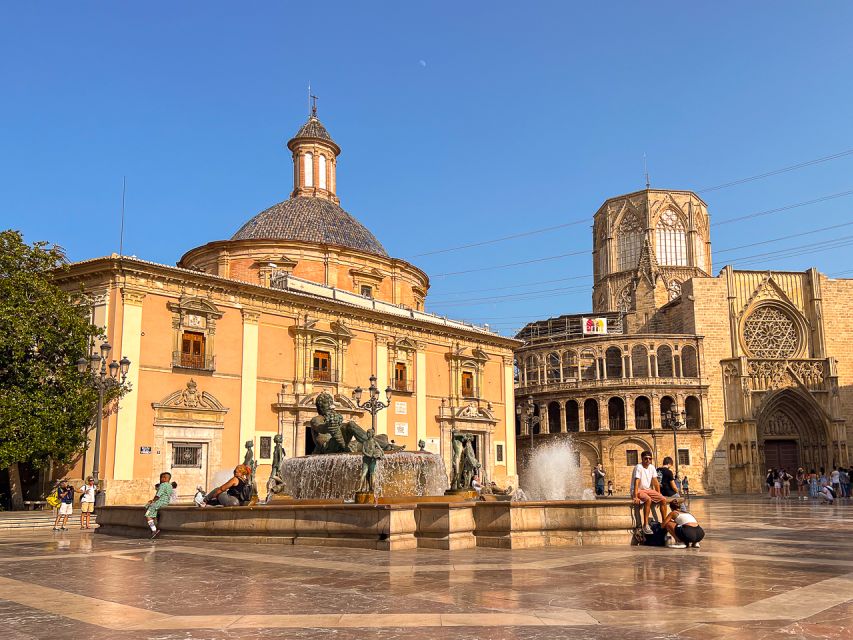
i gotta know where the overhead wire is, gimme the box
[404,147,853,259]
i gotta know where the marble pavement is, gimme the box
[0,497,851,639]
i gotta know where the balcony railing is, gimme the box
[635,416,651,429]
[172,351,215,371]
[393,379,414,393]
[312,369,339,383]
[462,387,480,399]
[608,417,625,430]
[516,375,703,393]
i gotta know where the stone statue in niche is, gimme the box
[308,392,403,455]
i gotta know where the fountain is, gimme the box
[521,440,592,501]
[96,390,634,549]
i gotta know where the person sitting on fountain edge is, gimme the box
[631,451,667,535]
[201,465,253,507]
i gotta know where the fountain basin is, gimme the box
[95,499,636,550]
[282,451,449,499]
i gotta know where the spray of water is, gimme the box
[522,440,591,500]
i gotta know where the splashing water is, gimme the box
[522,440,589,500]
[282,451,449,500]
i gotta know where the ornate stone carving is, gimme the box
[617,285,634,312]
[157,379,226,411]
[788,360,824,387]
[667,279,682,301]
[763,411,797,437]
[742,305,800,358]
[747,360,792,390]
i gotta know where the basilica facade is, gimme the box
[515,189,853,494]
[57,109,519,504]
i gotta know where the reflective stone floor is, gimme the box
[1,497,851,639]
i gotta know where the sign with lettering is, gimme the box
[395,401,407,415]
[139,446,152,455]
[394,422,409,436]
[425,437,440,454]
[582,317,608,335]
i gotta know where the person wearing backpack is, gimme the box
[202,465,253,506]
[52,480,74,531]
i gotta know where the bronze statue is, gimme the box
[358,428,384,494]
[449,428,466,490]
[243,440,258,497]
[264,434,287,501]
[461,434,481,490]
[309,392,403,454]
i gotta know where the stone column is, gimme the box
[626,395,635,430]
[626,353,633,378]
[650,395,659,429]
[503,357,517,480]
[113,288,145,480]
[539,403,549,434]
[559,402,567,433]
[600,397,610,431]
[239,309,260,460]
[578,401,586,432]
[416,349,427,446]
[651,354,659,378]
[375,336,389,436]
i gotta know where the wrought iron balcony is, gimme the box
[311,369,339,383]
[393,378,414,393]
[172,351,215,371]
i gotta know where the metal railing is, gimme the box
[393,379,414,393]
[312,369,339,383]
[462,386,480,399]
[172,351,215,371]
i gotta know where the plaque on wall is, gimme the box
[425,437,440,454]
[140,446,152,454]
[394,422,409,436]
[184,314,206,329]
[395,401,407,415]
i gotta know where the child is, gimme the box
[169,481,179,504]
[53,480,75,531]
[193,485,206,507]
[606,480,614,496]
[145,472,174,538]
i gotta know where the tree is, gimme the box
[0,230,114,507]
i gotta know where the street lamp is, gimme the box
[76,342,131,485]
[516,395,541,452]
[662,404,687,476]
[352,374,393,432]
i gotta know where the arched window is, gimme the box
[655,210,687,266]
[659,396,674,428]
[631,345,649,377]
[562,350,578,381]
[303,152,314,187]
[548,401,561,433]
[685,396,701,429]
[657,345,674,377]
[605,346,623,378]
[547,352,561,382]
[634,396,651,429]
[608,397,625,430]
[618,210,644,271]
[580,350,596,380]
[525,355,538,385]
[681,345,698,378]
[318,154,327,189]
[566,400,579,432]
[584,399,599,431]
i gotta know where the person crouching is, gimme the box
[662,499,704,548]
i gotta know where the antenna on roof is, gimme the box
[119,176,127,256]
[643,153,651,190]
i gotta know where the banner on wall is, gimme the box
[582,317,608,335]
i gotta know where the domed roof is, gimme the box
[293,115,332,142]
[231,197,388,257]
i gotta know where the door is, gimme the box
[462,371,475,398]
[313,351,331,381]
[764,440,798,471]
[395,362,407,391]
[181,331,205,368]
[169,441,208,499]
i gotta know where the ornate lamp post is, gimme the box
[352,374,392,432]
[76,342,130,484]
[516,395,541,452]
[662,404,687,476]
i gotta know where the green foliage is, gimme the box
[0,230,111,469]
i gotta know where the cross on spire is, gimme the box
[311,94,318,117]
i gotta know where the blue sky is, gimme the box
[2,2,852,335]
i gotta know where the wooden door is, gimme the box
[764,440,798,471]
[313,351,331,381]
[395,363,407,391]
[462,371,474,398]
[181,332,205,368]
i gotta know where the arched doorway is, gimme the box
[756,389,830,476]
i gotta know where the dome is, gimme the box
[231,197,389,257]
[293,115,333,142]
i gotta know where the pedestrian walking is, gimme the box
[77,477,96,529]
[593,463,606,496]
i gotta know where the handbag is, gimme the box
[46,494,61,508]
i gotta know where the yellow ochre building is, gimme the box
[58,108,520,503]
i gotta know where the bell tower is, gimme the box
[591,189,711,315]
[287,99,341,204]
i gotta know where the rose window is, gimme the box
[742,306,800,358]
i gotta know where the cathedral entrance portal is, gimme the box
[756,389,829,476]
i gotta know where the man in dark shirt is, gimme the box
[659,457,679,498]
[52,480,75,531]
